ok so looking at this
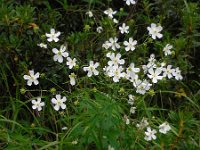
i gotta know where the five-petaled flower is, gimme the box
[32,97,45,111]
[52,45,69,63]
[83,61,99,77]
[123,38,137,51]
[163,44,173,56]
[104,8,117,19]
[46,28,61,42]
[119,23,129,34]
[66,57,77,69]
[51,94,67,111]
[159,122,171,134]
[24,70,40,86]
[147,23,163,40]
[147,68,163,83]
[144,127,157,141]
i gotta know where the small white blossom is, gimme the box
[108,66,125,82]
[102,41,111,50]
[66,57,77,69]
[108,37,120,51]
[124,0,136,6]
[51,94,67,111]
[119,23,129,34]
[144,127,157,141]
[107,52,125,66]
[163,44,173,56]
[46,28,61,42]
[113,18,119,24]
[126,63,140,81]
[31,97,45,111]
[96,26,103,33]
[83,61,99,77]
[159,122,171,134]
[71,139,78,145]
[123,38,137,51]
[23,70,40,86]
[128,94,135,105]
[133,79,152,95]
[86,11,93,17]
[147,68,163,83]
[69,73,76,86]
[37,43,47,49]
[136,117,149,129]
[124,115,130,125]
[162,65,175,79]
[172,67,183,80]
[130,107,136,114]
[104,8,117,19]
[52,45,69,63]
[108,145,115,150]
[147,23,163,40]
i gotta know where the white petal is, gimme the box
[61,104,66,109]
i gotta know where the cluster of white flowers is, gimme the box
[30,94,67,111]
[144,121,171,141]
[136,118,171,141]
[24,3,182,145]
[124,0,136,6]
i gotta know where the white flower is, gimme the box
[46,28,61,42]
[113,18,119,24]
[126,63,140,81]
[128,94,135,105]
[107,53,125,66]
[134,79,152,95]
[124,115,130,125]
[23,70,40,86]
[83,61,99,77]
[147,23,163,39]
[136,117,149,129]
[172,67,183,80]
[86,11,93,17]
[130,107,136,114]
[37,43,47,49]
[108,145,115,150]
[144,127,157,141]
[104,8,117,19]
[96,26,103,33]
[124,0,136,5]
[159,122,171,134]
[147,68,163,83]
[71,139,78,145]
[123,38,137,51]
[163,44,173,56]
[108,66,125,82]
[52,45,69,63]
[102,41,111,50]
[62,126,68,130]
[108,37,120,51]
[69,73,76,86]
[31,97,45,111]
[162,65,175,79]
[66,57,77,69]
[51,94,67,111]
[119,23,129,34]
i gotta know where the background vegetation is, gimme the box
[0,0,200,149]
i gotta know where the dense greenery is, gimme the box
[0,0,200,149]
